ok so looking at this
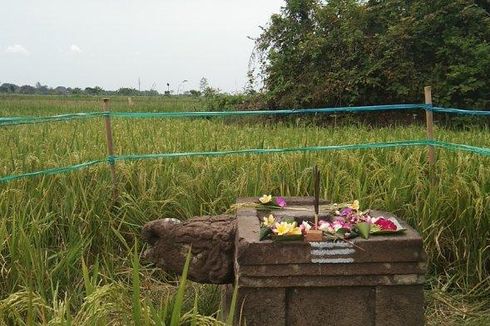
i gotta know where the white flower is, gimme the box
[319,222,335,234]
[262,214,276,227]
[301,221,312,232]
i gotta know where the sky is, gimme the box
[0,0,284,93]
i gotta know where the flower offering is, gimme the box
[258,194,287,208]
[258,197,406,242]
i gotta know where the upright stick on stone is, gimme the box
[102,98,118,201]
[305,165,323,242]
[313,165,320,228]
[424,86,435,178]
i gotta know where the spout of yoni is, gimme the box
[141,215,236,284]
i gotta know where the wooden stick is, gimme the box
[313,165,320,229]
[424,86,435,168]
[102,98,118,201]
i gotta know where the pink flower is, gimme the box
[333,220,352,232]
[319,221,335,234]
[275,196,287,207]
[375,218,397,231]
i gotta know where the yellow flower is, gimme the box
[259,194,272,204]
[262,214,276,227]
[351,200,360,211]
[275,222,293,235]
[290,226,302,235]
[274,221,300,236]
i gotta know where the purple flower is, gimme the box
[275,196,287,208]
[340,207,352,216]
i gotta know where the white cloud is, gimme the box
[69,44,82,54]
[5,44,29,56]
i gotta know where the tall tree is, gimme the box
[255,0,490,109]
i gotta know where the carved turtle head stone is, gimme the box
[142,215,236,284]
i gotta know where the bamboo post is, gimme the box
[102,98,118,201]
[424,86,435,174]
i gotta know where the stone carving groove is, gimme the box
[142,215,236,284]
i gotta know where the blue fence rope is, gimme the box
[430,107,490,116]
[110,104,425,119]
[1,103,489,184]
[1,140,489,184]
[1,104,489,127]
[0,112,106,126]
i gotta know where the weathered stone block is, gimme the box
[375,285,425,326]
[222,286,286,326]
[288,287,375,326]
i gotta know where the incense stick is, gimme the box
[313,165,320,229]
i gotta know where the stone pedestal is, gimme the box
[222,197,426,326]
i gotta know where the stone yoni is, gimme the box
[142,215,236,284]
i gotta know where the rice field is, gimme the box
[0,95,489,325]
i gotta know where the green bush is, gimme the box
[255,0,490,110]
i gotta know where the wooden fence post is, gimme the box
[424,86,435,177]
[102,98,118,201]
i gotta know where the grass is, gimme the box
[0,94,489,324]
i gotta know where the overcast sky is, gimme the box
[0,0,284,93]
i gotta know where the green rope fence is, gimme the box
[2,104,489,127]
[1,102,489,184]
[0,112,106,126]
[1,140,489,184]
[431,107,490,116]
[0,160,105,184]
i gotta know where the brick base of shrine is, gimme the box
[221,197,426,326]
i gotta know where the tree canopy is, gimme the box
[255,0,490,109]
